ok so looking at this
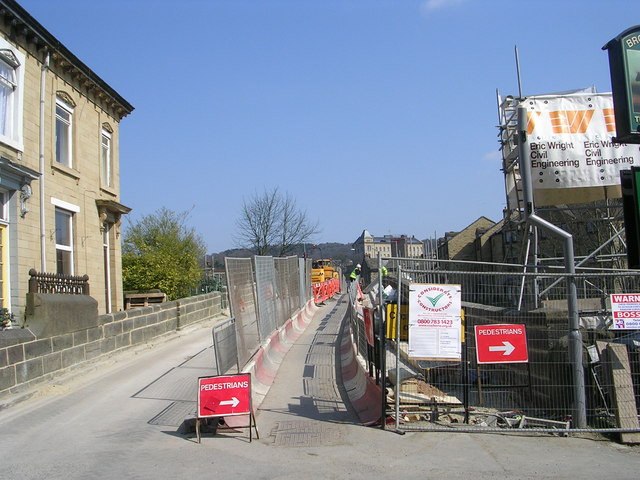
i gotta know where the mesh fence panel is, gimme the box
[212,317,239,375]
[225,257,260,366]
[255,256,278,341]
[286,256,301,313]
[376,257,640,432]
[305,258,313,304]
[298,258,308,310]
[274,256,300,326]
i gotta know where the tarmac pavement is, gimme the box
[1,295,639,479]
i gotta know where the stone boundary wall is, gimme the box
[0,292,225,401]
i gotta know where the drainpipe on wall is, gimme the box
[39,51,49,272]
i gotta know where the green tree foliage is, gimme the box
[122,207,206,300]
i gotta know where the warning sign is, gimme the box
[610,293,640,330]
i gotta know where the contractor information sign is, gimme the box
[408,283,461,360]
[524,93,640,189]
[610,293,640,329]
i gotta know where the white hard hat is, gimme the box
[357,264,361,268]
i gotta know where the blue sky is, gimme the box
[18,0,639,252]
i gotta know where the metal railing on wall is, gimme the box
[28,268,90,295]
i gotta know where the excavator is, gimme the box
[311,259,338,283]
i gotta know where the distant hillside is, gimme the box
[208,242,357,269]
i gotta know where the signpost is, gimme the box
[475,324,529,364]
[196,373,258,442]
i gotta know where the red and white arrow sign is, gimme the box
[475,324,528,364]
[198,374,251,418]
[488,341,515,356]
[219,397,240,408]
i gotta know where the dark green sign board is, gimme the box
[621,167,640,268]
[603,25,640,144]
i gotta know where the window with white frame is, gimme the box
[55,98,73,167]
[0,39,25,150]
[55,207,74,275]
[101,129,112,187]
[0,190,6,222]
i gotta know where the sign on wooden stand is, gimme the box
[196,373,258,443]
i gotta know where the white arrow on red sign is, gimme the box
[488,341,515,356]
[219,397,240,408]
[475,324,528,364]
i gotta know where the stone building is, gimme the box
[353,230,425,260]
[0,0,133,317]
[436,216,497,261]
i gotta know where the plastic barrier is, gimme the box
[313,277,340,304]
[340,320,382,426]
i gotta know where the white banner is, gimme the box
[408,284,461,360]
[525,93,640,189]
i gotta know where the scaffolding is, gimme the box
[496,89,630,314]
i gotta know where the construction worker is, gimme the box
[350,264,361,281]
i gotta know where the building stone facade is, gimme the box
[353,230,425,261]
[0,1,133,317]
[436,216,497,261]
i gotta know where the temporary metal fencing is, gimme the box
[274,256,302,325]
[223,255,312,371]
[349,256,640,436]
[255,256,279,341]
[212,317,239,375]
[224,257,259,367]
[299,258,312,310]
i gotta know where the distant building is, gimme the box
[0,0,133,316]
[353,230,425,259]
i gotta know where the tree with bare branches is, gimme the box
[235,188,319,256]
